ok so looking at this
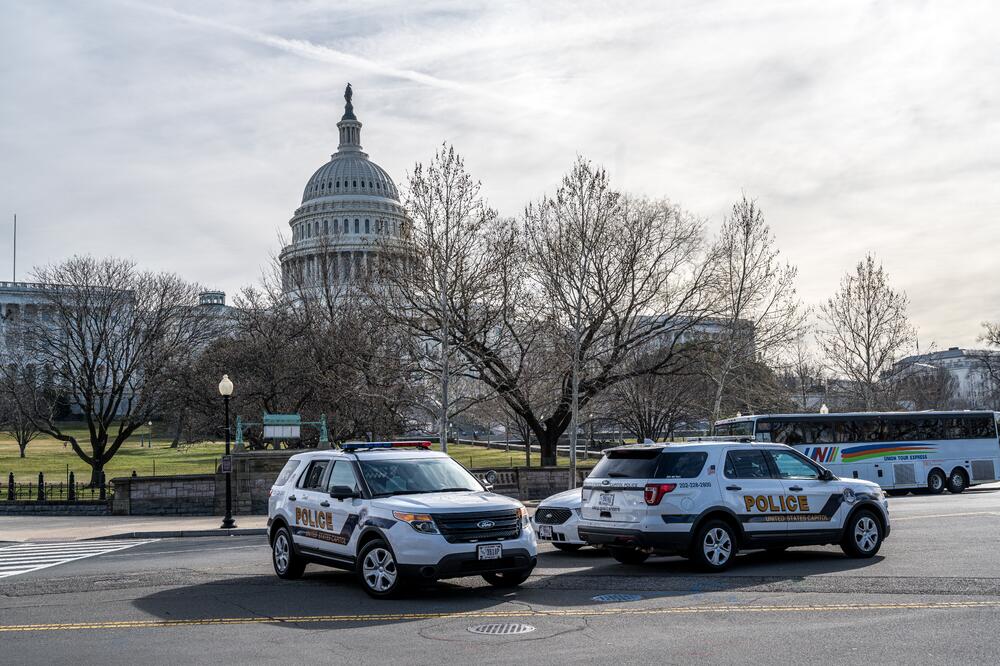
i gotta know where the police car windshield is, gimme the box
[360,458,482,497]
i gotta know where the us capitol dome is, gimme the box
[279,84,408,295]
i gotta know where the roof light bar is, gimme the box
[340,441,433,451]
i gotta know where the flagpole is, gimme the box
[12,213,15,282]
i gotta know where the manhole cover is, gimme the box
[467,623,536,636]
[592,593,644,603]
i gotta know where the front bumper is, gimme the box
[397,548,536,580]
[578,525,692,553]
[532,518,585,545]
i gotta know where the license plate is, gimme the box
[599,493,615,508]
[477,544,502,560]
[537,525,553,539]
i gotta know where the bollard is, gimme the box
[37,472,45,502]
[6,472,13,501]
[99,471,107,501]
[68,472,76,501]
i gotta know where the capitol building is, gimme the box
[278,84,409,295]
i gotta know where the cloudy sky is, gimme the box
[1,0,998,347]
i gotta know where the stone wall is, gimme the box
[0,501,110,516]
[112,474,216,516]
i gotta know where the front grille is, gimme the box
[432,509,520,543]
[534,507,572,525]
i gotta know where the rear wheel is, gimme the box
[947,469,968,494]
[482,568,533,588]
[271,526,305,580]
[927,469,946,495]
[841,510,883,558]
[553,543,584,552]
[690,520,738,572]
[608,547,650,565]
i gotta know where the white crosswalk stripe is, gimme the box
[0,540,157,578]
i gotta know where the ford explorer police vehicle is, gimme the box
[267,441,537,598]
[577,440,890,571]
[531,488,590,552]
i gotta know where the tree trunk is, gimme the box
[538,431,559,467]
[18,442,26,458]
[89,462,103,487]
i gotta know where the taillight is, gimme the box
[644,483,676,505]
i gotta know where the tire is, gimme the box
[927,469,946,495]
[271,526,306,580]
[840,510,883,558]
[947,469,968,494]
[482,567,533,588]
[690,520,738,572]
[357,539,406,599]
[608,547,650,565]
[553,543,584,552]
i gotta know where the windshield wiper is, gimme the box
[373,490,435,498]
[434,487,477,493]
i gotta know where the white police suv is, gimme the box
[577,440,890,571]
[532,488,589,552]
[267,441,536,598]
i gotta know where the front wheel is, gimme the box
[482,568,533,588]
[608,547,650,565]
[947,469,967,494]
[357,539,406,599]
[841,510,883,558]
[271,526,305,580]
[927,469,946,495]
[690,520,738,572]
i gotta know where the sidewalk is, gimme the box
[0,515,268,543]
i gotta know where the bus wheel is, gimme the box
[927,469,946,495]
[947,469,967,494]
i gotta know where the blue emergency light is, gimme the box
[340,440,433,451]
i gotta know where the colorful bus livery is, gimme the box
[715,411,1000,495]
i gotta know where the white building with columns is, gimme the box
[279,84,409,294]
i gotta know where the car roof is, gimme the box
[716,410,998,424]
[287,449,451,462]
[603,439,776,454]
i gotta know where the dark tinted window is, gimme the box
[656,452,708,479]
[274,460,301,487]
[724,450,772,479]
[715,421,754,437]
[590,449,660,479]
[298,460,330,490]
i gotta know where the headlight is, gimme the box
[392,511,440,534]
[516,506,529,527]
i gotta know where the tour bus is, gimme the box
[713,411,1000,495]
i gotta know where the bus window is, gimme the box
[916,418,944,440]
[965,417,994,439]
[887,418,920,442]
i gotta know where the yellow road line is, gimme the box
[1,600,998,633]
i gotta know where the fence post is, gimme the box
[99,471,107,501]
[68,472,76,501]
[37,472,45,502]
[6,472,13,501]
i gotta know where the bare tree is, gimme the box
[3,256,217,484]
[896,364,958,410]
[818,254,916,410]
[706,195,806,427]
[783,334,826,411]
[605,351,703,442]
[0,369,43,458]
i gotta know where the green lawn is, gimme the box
[1,431,596,484]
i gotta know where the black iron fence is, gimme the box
[2,471,112,502]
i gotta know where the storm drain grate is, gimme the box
[467,623,536,636]
[592,593,644,603]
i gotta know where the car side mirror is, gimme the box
[329,485,357,500]
[484,470,498,486]
[820,469,835,481]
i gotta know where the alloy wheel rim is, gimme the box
[951,474,964,489]
[703,527,732,565]
[274,533,289,573]
[363,547,398,592]
[854,516,879,552]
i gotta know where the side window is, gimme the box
[326,461,360,493]
[274,460,301,487]
[724,450,772,479]
[768,450,821,480]
[298,460,330,490]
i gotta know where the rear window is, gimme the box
[274,460,301,487]
[590,449,708,479]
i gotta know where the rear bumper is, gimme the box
[578,526,691,553]
[398,548,536,581]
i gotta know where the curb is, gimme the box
[90,528,267,541]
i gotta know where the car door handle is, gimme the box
[726,485,742,491]
[319,501,330,507]
[788,486,803,492]
[288,495,297,502]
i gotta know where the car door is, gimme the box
[720,448,787,543]
[765,448,845,535]
[292,458,333,552]
[322,460,364,558]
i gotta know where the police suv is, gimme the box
[577,440,890,571]
[267,441,536,598]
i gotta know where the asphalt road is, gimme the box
[2,489,1000,665]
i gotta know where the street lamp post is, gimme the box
[219,374,236,529]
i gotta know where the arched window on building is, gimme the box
[354,219,360,233]
[365,219,370,234]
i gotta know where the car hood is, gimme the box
[839,478,882,494]
[372,491,522,513]
[538,487,583,508]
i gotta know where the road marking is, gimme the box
[893,511,1000,521]
[1,600,997,633]
[0,540,157,579]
